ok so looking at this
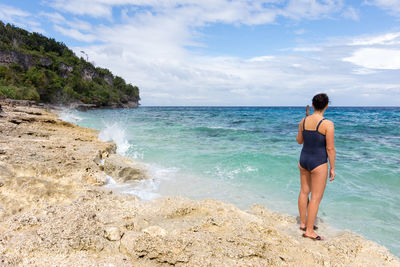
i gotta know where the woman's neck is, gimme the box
[313,110,324,116]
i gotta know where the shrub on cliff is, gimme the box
[0,85,40,101]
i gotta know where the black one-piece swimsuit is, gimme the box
[299,117,328,171]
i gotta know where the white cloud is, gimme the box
[343,48,400,69]
[352,68,378,75]
[76,33,400,106]
[44,0,282,23]
[3,1,399,105]
[365,0,400,16]
[44,0,345,25]
[249,56,275,62]
[283,0,344,20]
[54,25,97,42]
[43,0,119,18]
[0,4,48,34]
[0,4,30,20]
[0,4,34,29]
[350,32,400,45]
[342,6,360,20]
[50,1,396,106]
[293,47,322,52]
[39,11,65,24]
[40,12,93,32]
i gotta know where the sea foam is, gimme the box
[58,108,83,123]
[98,122,131,154]
[104,173,161,200]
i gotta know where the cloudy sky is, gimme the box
[1,0,400,106]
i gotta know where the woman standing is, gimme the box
[296,93,336,240]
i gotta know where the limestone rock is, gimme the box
[83,170,107,186]
[39,57,53,67]
[103,154,148,183]
[58,62,73,78]
[105,226,122,241]
[81,67,99,81]
[0,50,53,70]
[104,74,113,86]
[121,101,139,108]
[143,226,167,237]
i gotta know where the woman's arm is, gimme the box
[325,121,336,181]
[296,119,304,144]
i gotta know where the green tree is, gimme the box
[0,20,140,106]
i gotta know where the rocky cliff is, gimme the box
[0,21,140,109]
[0,50,52,69]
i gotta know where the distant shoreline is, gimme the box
[2,98,399,111]
[134,105,400,108]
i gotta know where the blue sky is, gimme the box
[1,0,399,106]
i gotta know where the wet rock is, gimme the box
[103,154,148,183]
[121,101,139,108]
[75,103,98,111]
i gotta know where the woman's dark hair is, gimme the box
[312,93,329,110]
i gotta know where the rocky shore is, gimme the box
[0,100,399,266]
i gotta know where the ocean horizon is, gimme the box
[140,105,400,108]
[61,106,400,257]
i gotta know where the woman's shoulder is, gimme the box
[323,119,334,128]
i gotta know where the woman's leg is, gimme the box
[298,163,311,229]
[305,163,328,238]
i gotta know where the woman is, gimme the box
[296,93,335,240]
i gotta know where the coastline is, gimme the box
[0,101,399,266]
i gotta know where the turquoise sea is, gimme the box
[61,106,400,257]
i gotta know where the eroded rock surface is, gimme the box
[0,101,399,266]
[104,154,148,183]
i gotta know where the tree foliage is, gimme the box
[0,21,140,106]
